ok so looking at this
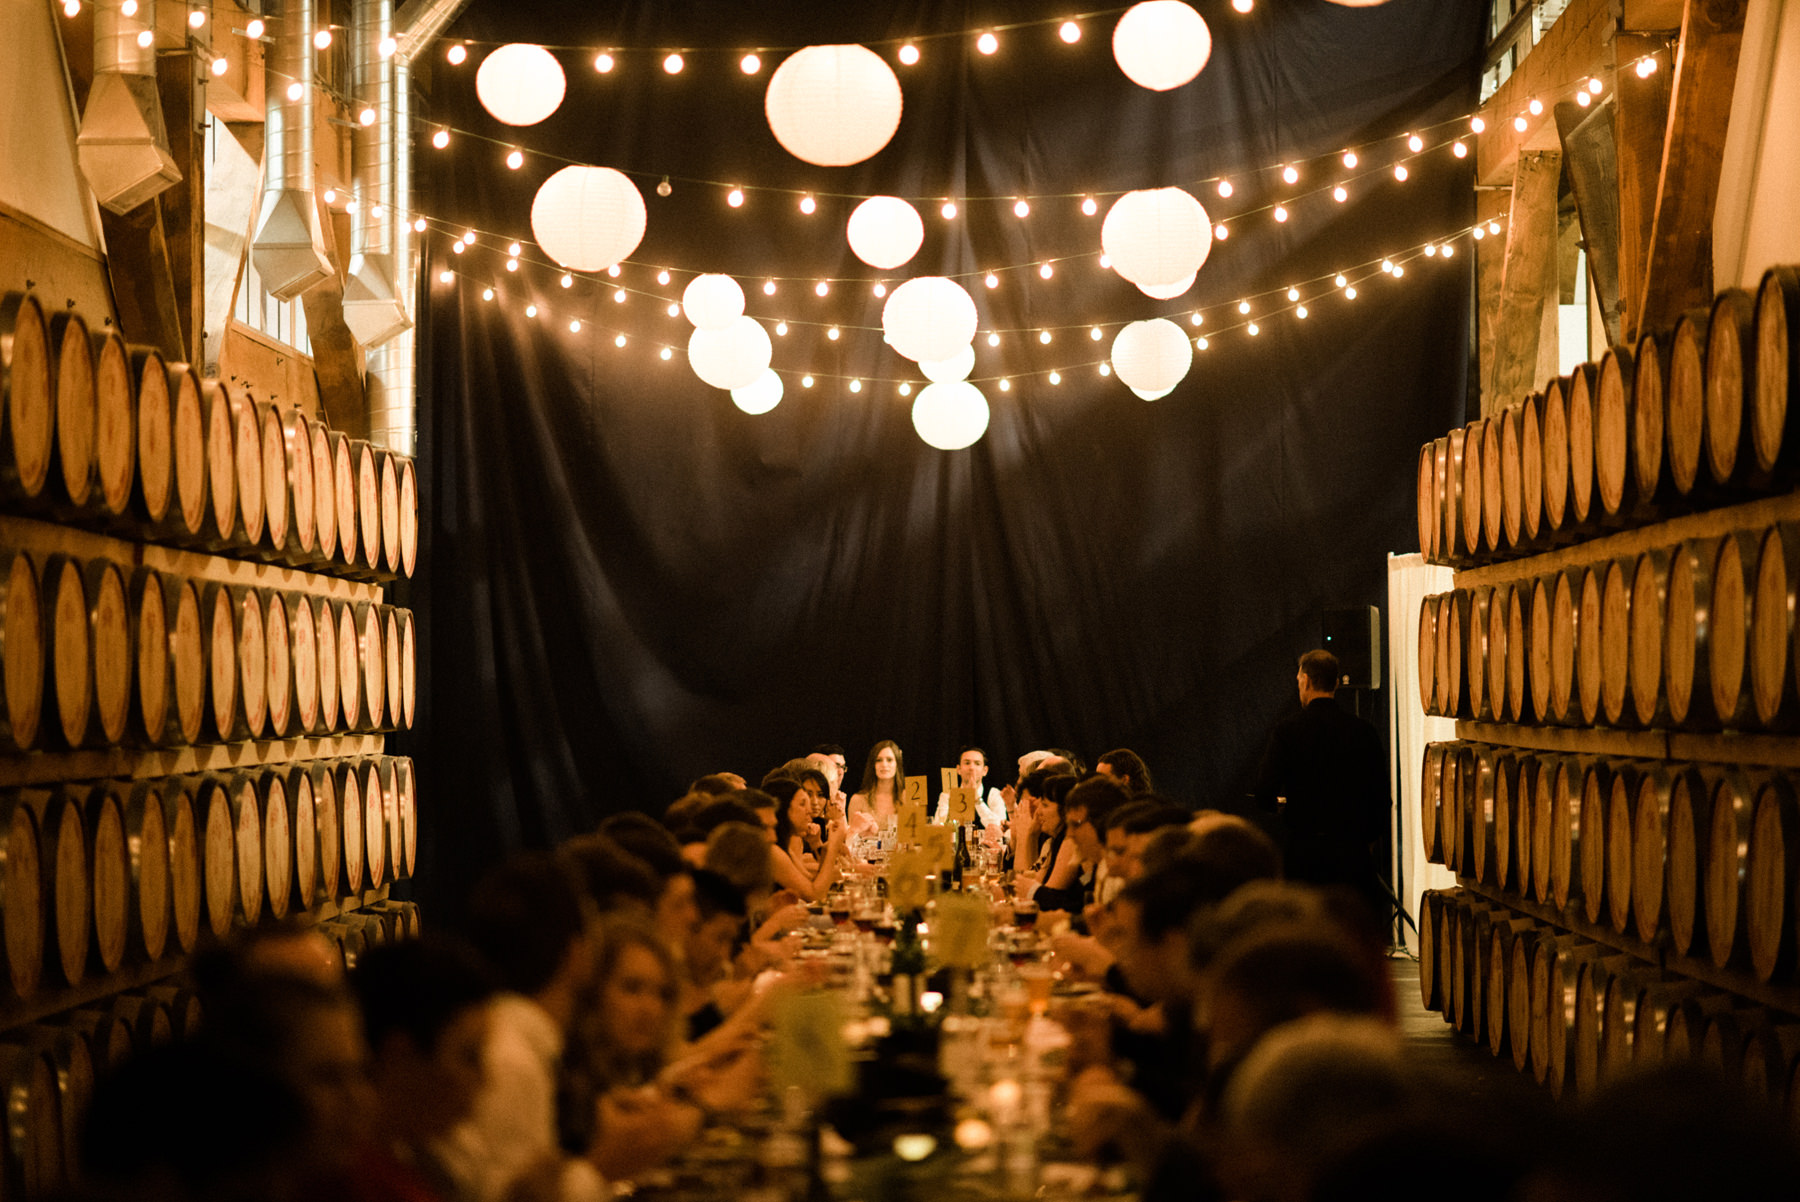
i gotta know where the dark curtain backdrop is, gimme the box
[403,0,1484,902]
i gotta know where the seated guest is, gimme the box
[703,820,774,898]
[350,938,500,1202]
[1096,748,1156,796]
[846,740,906,832]
[761,776,825,871]
[1016,768,1075,884]
[933,746,1007,827]
[770,777,848,902]
[682,869,750,1040]
[1056,802,1216,979]
[438,853,603,1202]
[805,747,849,812]
[559,833,662,919]
[1033,777,1130,912]
[598,815,701,950]
[689,773,745,796]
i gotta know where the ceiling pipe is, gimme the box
[365,51,415,454]
[76,0,183,213]
[342,0,410,346]
[251,0,332,300]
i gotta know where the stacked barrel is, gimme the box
[0,291,422,1194]
[1412,266,1800,1113]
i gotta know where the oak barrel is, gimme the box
[232,585,268,740]
[1567,363,1598,529]
[1466,587,1491,722]
[43,554,91,749]
[315,594,340,732]
[83,558,131,746]
[120,779,169,964]
[223,773,264,927]
[128,566,172,746]
[1548,756,1590,912]
[0,1039,63,1197]
[1507,924,1537,1072]
[0,549,44,750]
[1480,417,1503,553]
[195,776,237,938]
[1456,418,1481,563]
[357,602,385,732]
[1505,580,1529,722]
[1521,393,1545,545]
[54,1007,132,1075]
[1541,377,1571,536]
[1753,266,1800,480]
[1529,576,1554,726]
[256,771,292,922]
[1416,442,1437,561]
[0,293,55,501]
[1704,769,1756,968]
[1577,759,1613,924]
[1576,566,1604,726]
[309,418,337,563]
[1530,755,1559,904]
[394,756,416,878]
[356,440,381,573]
[1466,745,1499,883]
[1600,558,1633,727]
[1533,934,1602,1095]
[202,582,240,741]
[284,766,318,913]
[332,432,357,570]
[1632,978,1703,1066]
[1485,582,1509,723]
[1705,287,1758,488]
[1629,764,1681,943]
[144,982,203,1041]
[167,362,207,541]
[51,311,96,510]
[1548,569,1580,724]
[362,759,388,888]
[161,778,200,954]
[379,449,402,574]
[1631,548,1671,725]
[167,574,204,745]
[290,591,320,734]
[377,757,403,884]
[1499,406,1525,549]
[80,782,128,975]
[199,379,237,547]
[1666,765,1711,958]
[398,455,418,577]
[385,606,406,732]
[1752,523,1800,728]
[310,762,341,900]
[130,348,174,527]
[0,794,42,998]
[1747,775,1800,983]
[258,401,293,556]
[1632,329,1671,505]
[263,591,293,738]
[1708,531,1759,728]
[231,386,265,546]
[1605,763,1640,934]
[109,992,171,1050]
[1434,590,1455,718]
[283,408,317,558]
[1574,954,1635,1098]
[1418,596,1438,715]
[33,787,88,986]
[336,599,361,732]
[1663,538,1713,727]
[1420,742,1445,862]
[1595,345,1635,520]
[91,328,134,519]
[1667,308,1709,498]
[337,759,365,895]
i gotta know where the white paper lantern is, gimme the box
[1136,272,1197,300]
[1111,319,1192,394]
[689,316,772,390]
[476,44,567,125]
[912,381,990,450]
[681,274,745,329]
[1130,385,1176,401]
[531,166,646,271]
[1113,2,1211,92]
[882,277,979,364]
[730,370,784,415]
[1102,187,1211,288]
[765,44,903,167]
[920,344,976,383]
[847,196,924,269]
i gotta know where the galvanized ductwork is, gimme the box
[76,0,183,214]
[364,52,415,453]
[251,0,332,300]
[342,0,410,347]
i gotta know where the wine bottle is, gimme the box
[889,910,926,1019]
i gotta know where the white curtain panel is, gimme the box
[1386,552,1457,952]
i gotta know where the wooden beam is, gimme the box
[99,199,185,359]
[1555,97,1624,349]
[299,193,367,432]
[1614,31,1676,342]
[156,45,207,366]
[201,122,262,374]
[1635,0,1748,337]
[1488,150,1563,405]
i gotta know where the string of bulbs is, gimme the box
[430,215,1505,395]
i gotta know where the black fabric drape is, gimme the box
[405,0,1484,903]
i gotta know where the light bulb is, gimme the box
[358,106,376,125]
[369,204,383,218]
[1218,180,1234,198]
[506,258,518,272]
[1038,330,1051,344]
[1441,244,1455,258]
[462,231,476,245]
[1197,336,1210,349]
[438,269,453,283]
[1286,287,1299,302]
[1453,141,1468,158]
[663,53,684,73]
[1049,371,1062,384]
[1393,265,1404,277]
[451,241,464,254]
[120,0,137,14]
[615,334,626,347]
[1393,164,1408,181]
[1407,134,1424,153]
[799,195,816,214]
[899,382,912,396]
[727,188,744,207]
[801,375,813,387]
[775,321,788,335]
[873,282,887,297]
[432,129,449,148]
[984,273,999,289]
[447,44,466,64]
[814,281,829,297]
[1014,199,1030,218]
[763,280,776,295]
[614,289,626,303]
[1060,21,1080,43]
[1333,186,1348,203]
[379,35,397,57]
[1232,0,1252,11]
[1514,115,1529,132]
[560,274,573,288]
[977,31,998,54]
[313,28,330,48]
[288,82,306,102]
[1381,259,1394,273]
[213,57,229,76]
[941,201,957,220]
[506,149,523,169]
[345,199,358,214]
[1099,254,1111,268]
[1424,244,1437,257]
[1039,263,1053,279]
[665,302,678,316]
[594,52,614,72]
[656,269,670,285]
[1296,303,1308,319]
[137,29,154,47]
[1248,322,1260,336]
[1081,196,1098,216]
[1090,327,1102,340]
[1577,90,1591,107]
[661,347,673,360]
[245,16,262,36]
[1099,363,1112,376]
[1636,57,1657,78]
[323,188,337,204]
[1343,151,1358,169]
[1189,312,1203,326]
[1282,165,1299,185]
[827,327,840,341]
[1345,286,1357,299]
[898,44,920,65]
[189,8,206,27]
[1488,221,1501,235]
[1273,205,1288,222]
[988,332,1000,347]
[1334,273,1347,287]
[482,288,494,300]
[1214,224,1229,240]
[1471,116,1485,133]
[1528,97,1543,115]
[413,217,426,232]
[849,379,861,392]
[608,265,621,277]
[1588,77,1604,95]
[741,53,761,74]
[1473,227,1485,240]
[998,379,1010,391]
[569,320,581,333]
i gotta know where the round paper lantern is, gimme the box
[1130,385,1176,401]
[882,277,978,364]
[681,274,745,329]
[730,370,784,415]
[847,196,924,269]
[1113,2,1211,92]
[1111,319,1192,394]
[1136,272,1196,300]
[765,44,903,167]
[531,167,646,271]
[1102,187,1211,287]
[476,44,567,126]
[688,316,772,391]
[920,344,976,383]
[912,381,990,450]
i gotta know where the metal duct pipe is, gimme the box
[393,0,471,60]
[76,0,183,213]
[342,0,410,346]
[251,0,332,300]
[366,52,415,454]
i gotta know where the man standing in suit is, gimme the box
[1253,649,1390,913]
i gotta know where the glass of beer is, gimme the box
[1019,963,1054,1018]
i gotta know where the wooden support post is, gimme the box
[1635,0,1748,337]
[156,45,207,367]
[1615,31,1676,343]
[1555,97,1624,350]
[1489,150,1563,406]
[299,196,368,432]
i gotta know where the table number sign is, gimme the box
[933,893,990,968]
[947,785,978,824]
[887,850,932,909]
[769,989,853,1097]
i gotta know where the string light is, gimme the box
[1470,116,1485,134]
[899,383,912,396]
[1038,263,1054,279]
[1286,288,1299,302]
[462,231,476,245]
[1081,197,1098,216]
[665,302,679,316]
[1423,244,1436,257]
[1099,363,1111,376]
[213,58,230,77]
[1393,265,1404,277]
[849,379,862,392]
[1038,330,1052,344]
[414,217,427,232]
[1588,77,1604,95]
[1217,180,1234,199]
[662,348,674,360]
[1333,186,1348,203]
[1513,115,1528,133]
[726,188,746,207]
[1247,322,1260,336]
[984,273,999,289]
[1014,199,1030,218]
[827,327,841,340]
[814,281,829,297]
[741,54,761,74]
[189,8,206,27]
[1197,336,1209,349]
[799,195,816,214]
[1049,370,1062,384]
[763,280,777,295]
[504,257,519,271]
[595,52,615,72]
[60,0,78,16]
[609,265,622,277]
[482,287,494,300]
[1441,244,1455,258]
[1487,220,1501,235]
[1393,164,1408,181]
[323,189,337,204]
[1296,305,1308,319]
[452,241,465,254]
[569,320,581,332]
[1635,56,1657,78]
[941,201,958,220]
[380,34,398,57]
[998,378,1011,391]
[1059,21,1081,43]
[1090,327,1102,340]
[288,81,306,101]
[1407,134,1424,153]
[664,53,684,73]
[137,29,153,47]
[614,289,626,302]
[1189,313,1203,326]
[616,334,627,347]
[1577,90,1591,107]
[313,27,330,48]
[432,128,450,148]
[438,269,454,283]
[898,44,920,65]
[506,149,524,169]
[977,32,999,54]
[775,321,789,335]
[1232,0,1252,11]
[1273,205,1288,223]
[656,269,671,285]
[1334,273,1347,288]
[1238,300,1252,315]
[1281,166,1299,185]
[1472,226,1485,240]
[447,44,467,64]
[1528,98,1543,115]
[1342,151,1358,169]
[1381,259,1394,273]
[801,375,814,387]
[873,283,888,297]
[988,333,1001,347]
[1452,141,1468,158]
[1214,224,1229,240]
[1344,286,1357,299]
